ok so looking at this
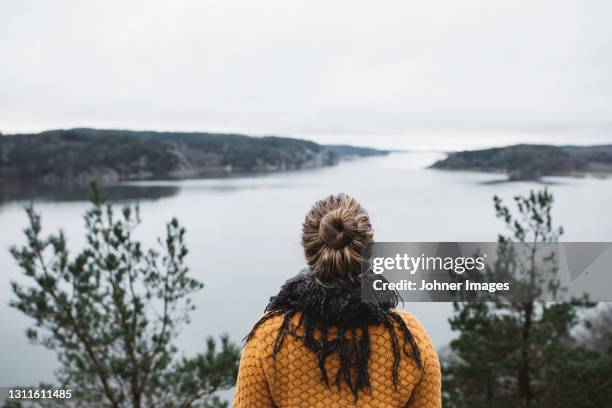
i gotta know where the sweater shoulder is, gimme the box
[246,314,285,347]
[393,310,440,369]
[393,309,427,334]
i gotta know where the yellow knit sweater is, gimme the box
[233,310,441,407]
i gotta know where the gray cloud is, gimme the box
[1,0,611,148]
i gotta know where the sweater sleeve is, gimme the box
[404,314,442,408]
[232,335,274,408]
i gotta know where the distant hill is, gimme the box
[430,144,612,180]
[325,144,390,159]
[0,128,386,184]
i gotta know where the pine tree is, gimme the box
[443,189,612,408]
[8,185,239,407]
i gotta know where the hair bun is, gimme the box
[302,193,374,281]
[318,208,357,249]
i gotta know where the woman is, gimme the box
[233,194,441,407]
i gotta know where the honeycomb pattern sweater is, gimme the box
[233,310,441,407]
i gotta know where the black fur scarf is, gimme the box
[245,271,422,399]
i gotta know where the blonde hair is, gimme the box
[301,194,374,281]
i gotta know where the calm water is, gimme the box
[2,152,612,387]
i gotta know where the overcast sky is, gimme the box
[1,0,611,149]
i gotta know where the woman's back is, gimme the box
[233,194,441,407]
[234,310,440,407]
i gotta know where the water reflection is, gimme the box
[0,182,181,205]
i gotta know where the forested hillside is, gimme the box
[430,144,612,180]
[0,128,385,184]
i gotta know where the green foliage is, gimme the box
[8,184,239,407]
[443,189,612,408]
